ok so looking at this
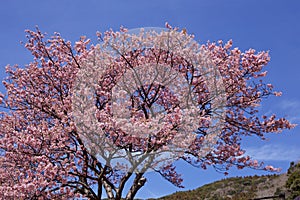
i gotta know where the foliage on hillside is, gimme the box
[155,162,300,200]
[156,174,284,200]
[286,162,300,200]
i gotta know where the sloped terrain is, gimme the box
[154,162,300,200]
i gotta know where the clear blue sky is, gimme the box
[1,0,300,198]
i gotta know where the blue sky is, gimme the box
[1,0,300,198]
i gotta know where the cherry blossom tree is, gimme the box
[0,24,295,200]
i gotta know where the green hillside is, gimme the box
[153,162,300,200]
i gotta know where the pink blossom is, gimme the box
[0,25,294,199]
